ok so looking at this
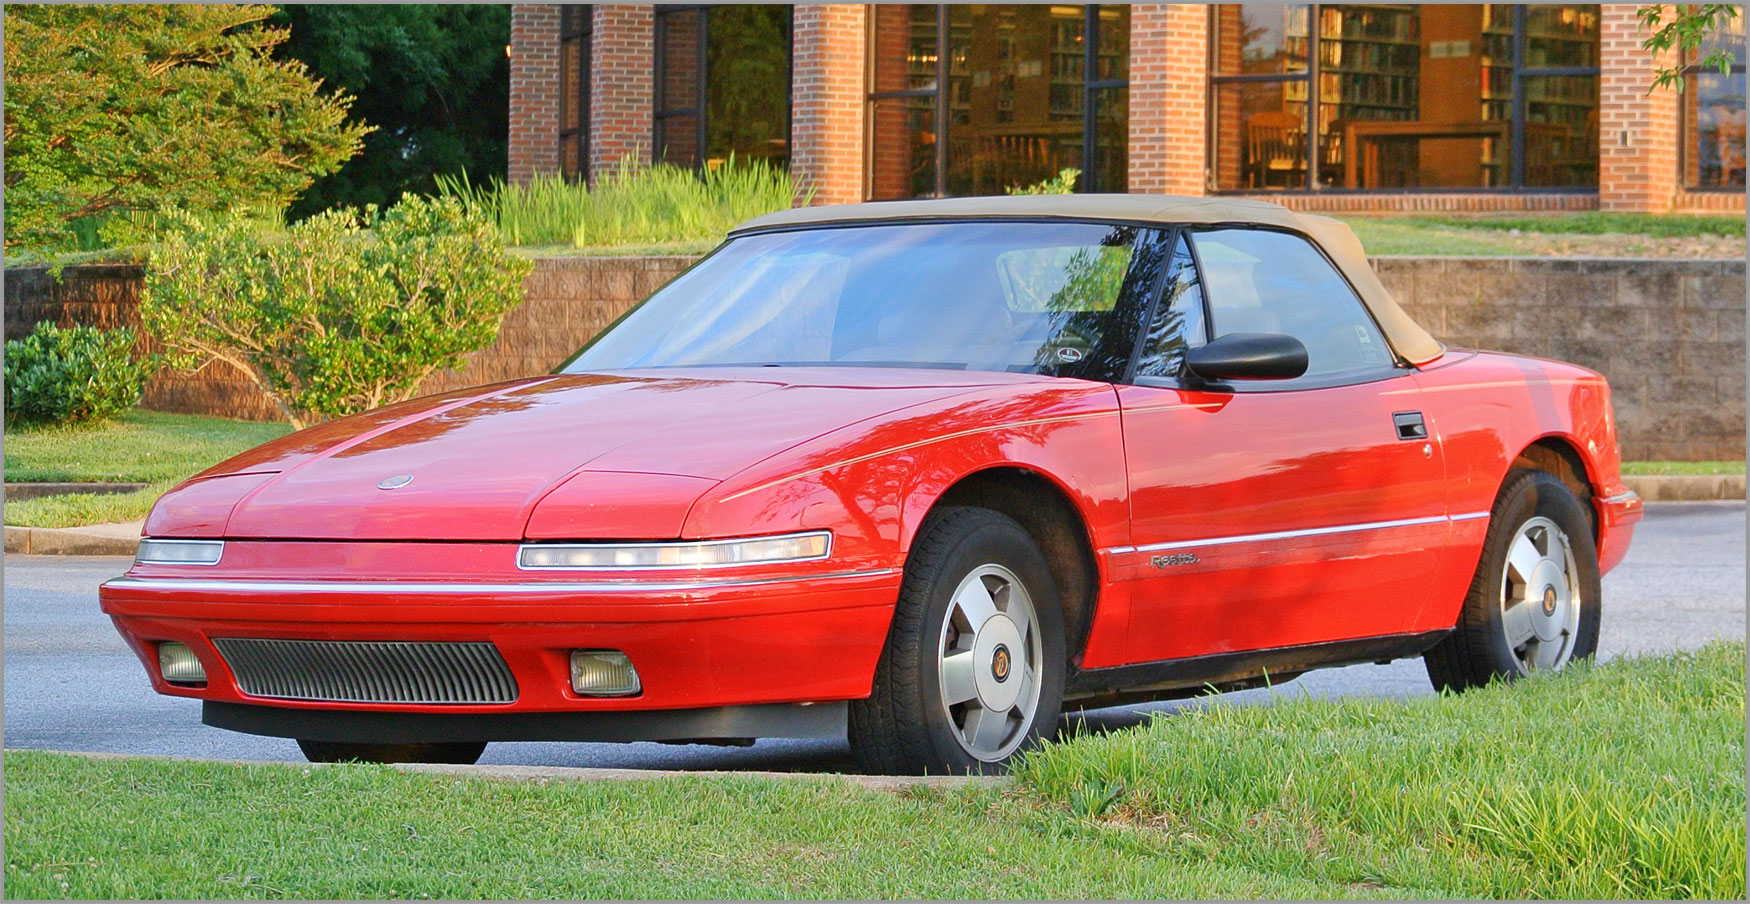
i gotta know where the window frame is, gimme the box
[653,4,795,171]
[1205,4,1602,195]
[1129,226,1412,393]
[559,5,594,180]
[1678,32,1747,191]
[864,5,1131,199]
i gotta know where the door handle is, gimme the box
[1392,411,1427,441]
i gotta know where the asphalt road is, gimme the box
[5,502,1743,771]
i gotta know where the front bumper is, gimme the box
[1593,488,1643,574]
[99,541,903,741]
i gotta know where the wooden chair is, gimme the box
[1246,111,1304,189]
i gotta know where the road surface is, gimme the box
[5,502,1742,771]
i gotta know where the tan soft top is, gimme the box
[732,194,1443,365]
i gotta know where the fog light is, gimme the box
[570,650,640,696]
[158,642,207,685]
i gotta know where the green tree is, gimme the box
[2,4,368,255]
[1639,4,1743,91]
[142,195,531,429]
[272,5,512,218]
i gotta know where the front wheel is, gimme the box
[850,507,1066,775]
[1424,469,1601,691]
[296,740,487,765]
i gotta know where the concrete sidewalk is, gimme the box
[1625,473,1747,502]
[3,521,142,556]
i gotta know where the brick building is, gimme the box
[509,3,1746,213]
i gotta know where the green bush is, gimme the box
[3,323,155,426]
[141,194,532,429]
[437,156,808,249]
[1008,167,1082,195]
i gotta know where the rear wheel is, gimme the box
[1425,469,1601,691]
[850,507,1065,775]
[296,740,487,765]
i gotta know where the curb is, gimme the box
[38,750,1008,791]
[5,481,148,502]
[1622,474,1746,502]
[3,521,143,556]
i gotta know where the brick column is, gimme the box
[1128,5,1207,196]
[589,5,655,180]
[790,5,867,205]
[1599,4,1680,212]
[509,5,561,185]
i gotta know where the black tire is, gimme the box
[1425,468,1601,692]
[849,507,1066,775]
[296,740,488,765]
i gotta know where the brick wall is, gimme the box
[1376,256,1745,460]
[867,4,919,200]
[3,266,280,421]
[421,256,695,393]
[1600,4,1681,213]
[589,5,655,180]
[791,5,866,205]
[8,255,1742,460]
[1128,5,1207,195]
[508,4,561,185]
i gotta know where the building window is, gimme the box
[559,5,592,179]
[1208,4,1599,192]
[653,5,793,170]
[867,5,1130,199]
[1681,12,1746,189]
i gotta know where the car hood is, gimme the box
[176,369,1021,541]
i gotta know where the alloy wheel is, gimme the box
[1498,515,1583,674]
[936,563,1043,762]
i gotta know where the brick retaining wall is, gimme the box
[6,255,1744,460]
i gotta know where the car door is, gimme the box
[1115,228,1451,663]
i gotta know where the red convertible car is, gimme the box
[101,195,1641,773]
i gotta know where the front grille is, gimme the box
[212,639,518,704]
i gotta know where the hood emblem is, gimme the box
[377,474,414,490]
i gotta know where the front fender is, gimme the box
[682,381,1130,569]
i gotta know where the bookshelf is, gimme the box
[1316,5,1421,184]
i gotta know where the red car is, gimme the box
[101,196,1642,774]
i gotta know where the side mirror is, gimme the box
[1185,332,1309,381]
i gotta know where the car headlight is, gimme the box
[518,531,831,570]
[135,538,225,566]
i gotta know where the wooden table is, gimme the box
[1341,120,1510,189]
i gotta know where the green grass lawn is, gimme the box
[5,643,1741,899]
[1378,212,1746,238]
[1345,212,1746,257]
[5,410,290,527]
[1620,460,1746,476]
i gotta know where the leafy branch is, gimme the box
[1639,4,1742,92]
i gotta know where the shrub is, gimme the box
[141,194,532,429]
[3,323,156,426]
[1008,167,1082,196]
[437,155,808,248]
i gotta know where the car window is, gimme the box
[563,221,1159,381]
[1133,237,1207,379]
[996,245,1132,313]
[1189,228,1393,378]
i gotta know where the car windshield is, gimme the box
[562,221,1155,378]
